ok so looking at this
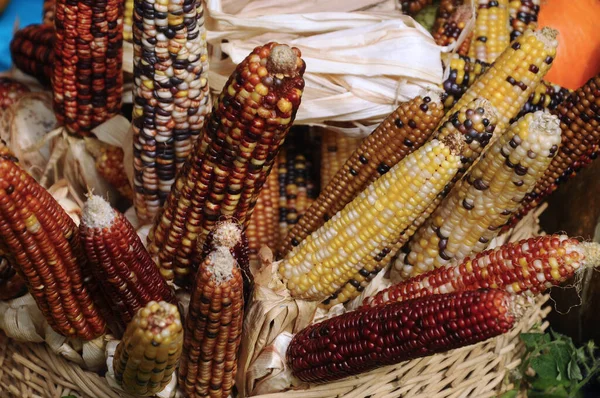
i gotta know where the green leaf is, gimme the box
[529,385,570,398]
[521,333,550,350]
[549,342,572,381]
[567,360,583,381]
[499,390,518,398]
[530,356,566,390]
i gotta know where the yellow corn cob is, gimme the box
[324,98,499,306]
[279,93,445,258]
[446,28,558,132]
[113,301,183,396]
[320,130,361,187]
[396,110,561,279]
[278,132,465,301]
[178,247,244,398]
[247,157,280,262]
[123,0,133,43]
[469,0,511,63]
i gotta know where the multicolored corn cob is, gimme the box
[432,0,465,32]
[445,28,558,132]
[508,74,600,227]
[113,301,183,396]
[0,139,14,159]
[247,157,280,261]
[198,221,253,303]
[0,77,30,110]
[147,43,305,284]
[278,93,445,258]
[433,4,472,47]
[400,0,433,15]
[80,196,175,332]
[469,0,511,63]
[369,235,600,307]
[10,24,54,85]
[397,111,561,279]
[509,0,539,42]
[442,54,570,119]
[86,141,133,201]
[319,130,361,188]
[278,132,464,301]
[324,98,499,306]
[288,289,524,383]
[53,0,123,137]
[0,157,107,339]
[132,0,211,223]
[178,247,244,398]
[0,253,27,301]
[43,0,55,25]
[123,0,133,43]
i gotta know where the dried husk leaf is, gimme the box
[247,332,296,396]
[47,179,84,225]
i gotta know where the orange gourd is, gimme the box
[538,0,600,90]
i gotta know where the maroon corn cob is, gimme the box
[0,157,107,339]
[0,253,27,301]
[507,74,600,228]
[0,77,31,110]
[288,289,523,383]
[197,221,253,302]
[43,0,56,25]
[10,24,54,86]
[79,195,175,333]
[178,246,245,398]
[147,43,305,285]
[368,235,599,307]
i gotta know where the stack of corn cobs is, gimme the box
[1,0,600,396]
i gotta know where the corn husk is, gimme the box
[0,92,57,181]
[47,179,84,225]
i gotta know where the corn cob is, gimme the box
[198,221,253,303]
[147,43,305,285]
[0,77,30,110]
[279,131,464,301]
[0,157,107,339]
[509,0,539,42]
[320,130,361,188]
[87,141,133,201]
[508,74,600,227]
[432,0,465,32]
[132,0,211,224]
[80,196,175,332]
[469,0,511,64]
[513,82,571,122]
[458,33,473,56]
[433,5,473,47]
[445,28,558,132]
[324,98,499,306]
[123,0,133,43]
[247,156,280,262]
[400,0,433,15]
[0,253,27,301]
[279,93,445,259]
[283,148,317,233]
[43,0,55,25]
[368,235,600,308]
[278,149,290,241]
[289,289,524,383]
[53,0,123,137]
[0,139,17,162]
[397,111,561,279]
[178,247,244,398]
[10,24,54,86]
[113,301,183,396]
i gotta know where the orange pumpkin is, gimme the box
[538,0,600,89]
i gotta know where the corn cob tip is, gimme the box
[472,97,499,123]
[267,45,300,76]
[529,110,560,136]
[579,242,600,269]
[209,247,236,283]
[422,89,443,104]
[138,301,181,336]
[82,195,116,229]
[536,27,559,48]
[439,131,465,156]
[453,4,473,22]
[509,294,531,320]
[211,221,243,250]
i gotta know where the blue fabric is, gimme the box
[0,0,44,71]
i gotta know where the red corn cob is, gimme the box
[368,235,599,307]
[85,140,133,201]
[178,246,245,398]
[507,74,600,228]
[0,253,27,301]
[80,195,175,333]
[0,77,30,110]
[0,157,107,339]
[43,0,56,25]
[10,24,55,86]
[288,289,524,383]
[147,43,305,285]
[197,221,253,303]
